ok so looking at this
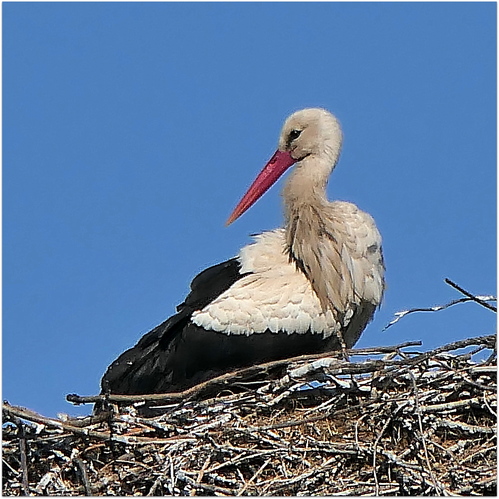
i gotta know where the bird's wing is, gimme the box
[100,258,246,395]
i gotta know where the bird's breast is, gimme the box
[191,230,346,337]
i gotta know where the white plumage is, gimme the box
[193,200,383,340]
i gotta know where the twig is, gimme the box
[176,471,234,495]
[459,444,497,465]
[2,403,195,445]
[372,414,393,495]
[257,456,338,492]
[419,397,485,413]
[147,476,162,496]
[397,335,495,368]
[433,418,495,435]
[17,421,30,496]
[205,449,279,474]
[66,341,423,406]
[408,371,443,494]
[384,292,496,330]
[445,278,497,312]
[237,457,272,495]
[482,391,497,417]
[74,458,92,495]
[191,455,211,496]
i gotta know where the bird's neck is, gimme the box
[282,157,337,312]
[283,193,330,271]
[281,156,331,212]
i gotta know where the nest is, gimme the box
[3,334,496,496]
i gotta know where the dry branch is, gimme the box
[445,278,497,312]
[384,278,496,330]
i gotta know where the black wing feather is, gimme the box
[100,258,245,395]
[177,257,246,312]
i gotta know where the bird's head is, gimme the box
[279,108,342,164]
[226,108,342,225]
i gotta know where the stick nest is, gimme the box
[3,335,496,496]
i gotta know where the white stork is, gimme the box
[101,108,385,395]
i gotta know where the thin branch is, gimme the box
[17,421,30,496]
[2,403,195,445]
[66,341,423,406]
[384,285,496,330]
[408,370,443,494]
[74,458,92,496]
[65,336,493,411]
[445,278,497,312]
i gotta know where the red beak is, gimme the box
[226,150,297,225]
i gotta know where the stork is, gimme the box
[100,108,385,396]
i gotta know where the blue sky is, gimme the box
[4,3,496,417]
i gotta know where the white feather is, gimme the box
[192,230,344,336]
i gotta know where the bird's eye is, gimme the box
[288,129,302,142]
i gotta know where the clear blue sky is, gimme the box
[4,3,496,417]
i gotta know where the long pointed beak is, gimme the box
[226,150,296,226]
